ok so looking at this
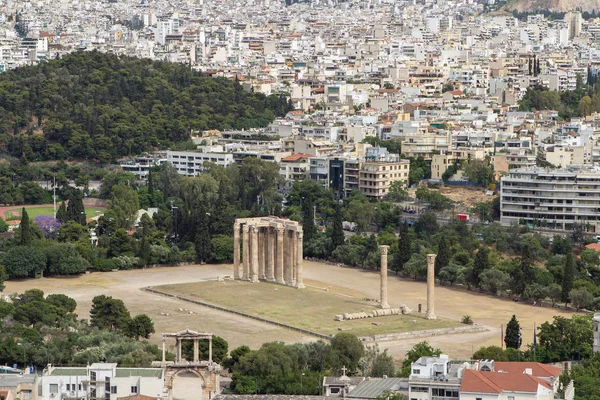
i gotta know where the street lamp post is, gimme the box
[300,372,305,394]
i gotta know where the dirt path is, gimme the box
[2,262,574,359]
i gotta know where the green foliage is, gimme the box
[66,190,86,225]
[18,208,32,245]
[109,228,133,257]
[399,341,442,377]
[330,332,365,373]
[537,314,593,362]
[45,294,77,313]
[504,314,521,349]
[89,295,132,332]
[363,344,395,377]
[461,315,473,325]
[210,234,233,262]
[330,204,345,252]
[569,288,594,311]
[58,221,89,243]
[472,346,508,361]
[415,187,453,210]
[414,212,440,236]
[109,184,139,229]
[562,253,576,303]
[462,160,495,186]
[0,217,8,233]
[126,314,155,340]
[435,236,450,275]
[3,246,46,278]
[0,51,289,162]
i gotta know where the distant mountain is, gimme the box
[503,0,600,13]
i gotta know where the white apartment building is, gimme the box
[500,167,600,232]
[409,355,460,400]
[167,150,234,177]
[40,364,166,400]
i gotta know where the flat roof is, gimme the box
[115,369,163,378]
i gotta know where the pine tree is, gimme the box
[18,208,32,246]
[195,206,212,263]
[66,190,86,225]
[504,314,521,349]
[330,204,345,251]
[56,201,67,223]
[434,236,450,275]
[561,252,576,304]
[392,222,411,274]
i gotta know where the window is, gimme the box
[412,369,420,374]
[111,387,117,394]
[49,384,58,394]
[330,388,340,394]
[508,397,515,400]
[131,386,138,394]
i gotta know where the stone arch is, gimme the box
[166,368,206,388]
[169,368,206,400]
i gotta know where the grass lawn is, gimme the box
[4,206,104,221]
[154,280,461,337]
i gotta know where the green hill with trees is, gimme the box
[0,51,291,163]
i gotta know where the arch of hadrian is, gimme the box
[233,217,304,289]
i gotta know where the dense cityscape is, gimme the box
[1,0,600,400]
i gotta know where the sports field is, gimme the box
[154,280,461,337]
[3,205,104,221]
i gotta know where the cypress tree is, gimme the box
[195,205,212,264]
[56,201,67,223]
[19,208,32,246]
[211,181,232,236]
[330,204,345,251]
[392,221,411,274]
[561,252,576,304]
[302,201,316,245]
[66,190,86,225]
[504,314,521,349]
[471,246,490,288]
[528,58,533,76]
[435,236,450,275]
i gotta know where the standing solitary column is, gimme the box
[295,230,305,289]
[176,338,182,362]
[208,337,213,362]
[426,253,437,320]
[379,245,390,309]
[267,228,275,282]
[250,225,259,283]
[275,227,285,284]
[162,338,166,366]
[233,223,240,280]
[242,225,249,280]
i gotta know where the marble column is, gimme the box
[242,224,249,280]
[233,223,240,280]
[162,338,166,366]
[208,338,213,362]
[258,229,265,281]
[295,231,305,289]
[426,253,437,320]
[176,338,182,362]
[266,228,275,282]
[275,227,285,284]
[193,339,199,363]
[379,245,390,309]
[250,225,259,283]
[284,231,293,285]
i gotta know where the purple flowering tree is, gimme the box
[34,215,62,239]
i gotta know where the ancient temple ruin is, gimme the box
[233,217,304,288]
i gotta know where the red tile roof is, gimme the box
[117,395,158,400]
[494,362,561,378]
[585,243,600,252]
[461,370,552,394]
[281,153,312,162]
